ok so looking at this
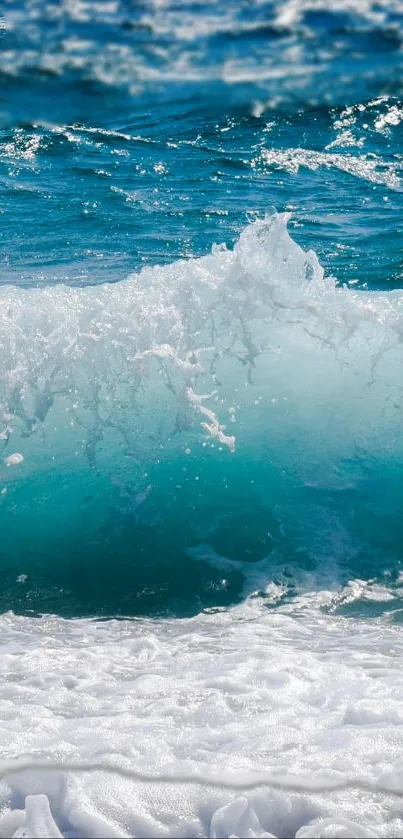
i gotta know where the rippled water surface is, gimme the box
[2,0,403,290]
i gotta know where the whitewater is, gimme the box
[1,599,403,838]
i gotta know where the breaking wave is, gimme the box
[1,214,402,616]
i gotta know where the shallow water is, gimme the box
[1,0,403,836]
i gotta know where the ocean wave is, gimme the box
[2,0,403,109]
[0,214,402,615]
[254,148,402,189]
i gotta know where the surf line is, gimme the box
[0,757,402,798]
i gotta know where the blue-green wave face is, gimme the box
[1,214,402,617]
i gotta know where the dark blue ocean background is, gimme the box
[1,0,403,617]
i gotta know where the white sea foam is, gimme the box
[0,599,403,837]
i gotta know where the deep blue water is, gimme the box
[1,0,403,617]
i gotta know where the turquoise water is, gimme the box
[1,0,403,617]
